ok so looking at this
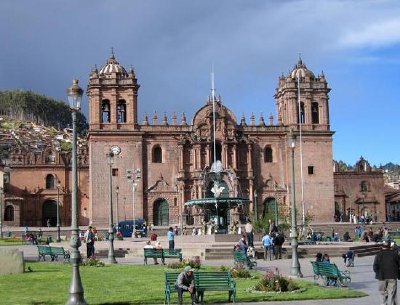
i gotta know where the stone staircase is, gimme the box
[203,242,382,260]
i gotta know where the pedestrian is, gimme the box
[244,220,254,247]
[273,231,285,259]
[175,266,197,305]
[150,232,158,241]
[47,219,51,228]
[261,232,273,260]
[268,219,278,235]
[315,252,323,262]
[167,226,175,251]
[238,234,248,254]
[373,240,400,305]
[84,226,95,258]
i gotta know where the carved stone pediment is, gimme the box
[147,175,175,193]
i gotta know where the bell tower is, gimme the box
[87,51,140,130]
[274,59,331,131]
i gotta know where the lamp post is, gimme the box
[115,186,119,234]
[0,187,3,240]
[253,190,258,221]
[288,131,302,277]
[66,79,87,305]
[107,151,117,264]
[56,181,61,242]
[127,169,141,238]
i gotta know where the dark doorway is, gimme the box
[42,200,57,227]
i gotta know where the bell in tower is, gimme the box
[274,58,331,131]
[87,50,140,131]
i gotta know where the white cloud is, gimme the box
[339,18,400,48]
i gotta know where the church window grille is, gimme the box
[311,102,319,124]
[112,168,118,177]
[152,145,162,163]
[101,100,111,123]
[45,174,55,189]
[299,102,305,124]
[117,100,126,123]
[360,181,368,192]
[264,146,273,163]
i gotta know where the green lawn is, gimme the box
[0,262,366,305]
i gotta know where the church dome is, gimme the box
[290,58,315,79]
[99,52,128,77]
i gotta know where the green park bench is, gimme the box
[50,246,70,262]
[37,245,53,261]
[162,249,182,261]
[144,248,165,264]
[233,250,257,269]
[37,245,70,262]
[164,271,236,305]
[310,261,351,287]
[194,271,236,305]
[144,248,182,265]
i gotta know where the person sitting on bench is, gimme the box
[175,266,197,305]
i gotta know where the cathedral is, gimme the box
[87,52,335,227]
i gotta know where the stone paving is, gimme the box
[7,240,385,305]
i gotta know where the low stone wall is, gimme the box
[0,248,25,275]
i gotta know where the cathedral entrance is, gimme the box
[42,200,57,227]
[263,197,278,224]
[153,198,169,226]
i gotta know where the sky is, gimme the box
[0,0,399,166]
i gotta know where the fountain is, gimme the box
[185,162,249,233]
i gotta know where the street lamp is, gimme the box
[115,186,119,234]
[0,187,3,240]
[253,190,258,221]
[288,131,302,277]
[56,181,61,242]
[107,151,117,264]
[66,79,87,305]
[127,169,141,238]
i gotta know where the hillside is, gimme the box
[0,90,88,161]
[0,90,87,133]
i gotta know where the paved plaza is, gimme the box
[6,239,388,305]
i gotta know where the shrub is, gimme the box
[219,264,251,278]
[167,257,201,269]
[254,270,299,292]
[81,258,105,267]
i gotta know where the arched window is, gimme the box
[264,146,273,163]
[45,174,55,189]
[360,181,368,192]
[101,100,110,123]
[4,205,14,221]
[311,102,319,124]
[298,102,305,124]
[117,100,127,123]
[152,145,162,163]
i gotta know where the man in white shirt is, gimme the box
[245,220,254,247]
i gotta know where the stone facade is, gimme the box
[87,54,335,227]
[0,54,340,228]
[333,157,385,222]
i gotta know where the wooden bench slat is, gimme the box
[144,248,182,265]
[310,261,351,287]
[233,250,257,269]
[164,271,236,305]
